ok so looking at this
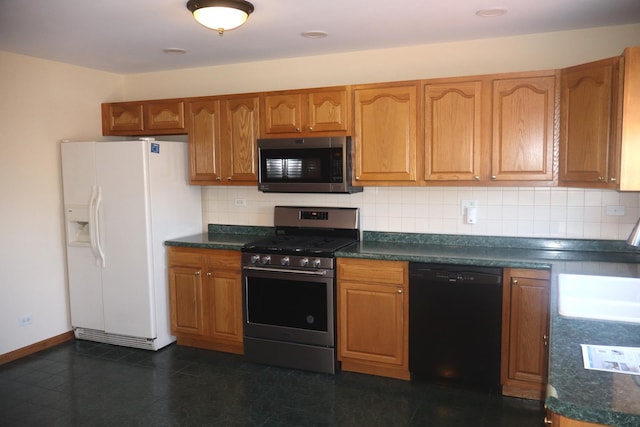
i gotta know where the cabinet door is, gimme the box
[337,258,409,380]
[620,46,640,191]
[221,96,259,183]
[492,75,557,182]
[263,93,303,134]
[169,266,204,336]
[102,102,144,134]
[102,101,187,136]
[353,83,419,184]
[560,57,619,186]
[145,100,185,131]
[205,268,243,343]
[502,268,550,399]
[339,281,406,366]
[307,89,350,133]
[188,99,222,183]
[424,80,483,181]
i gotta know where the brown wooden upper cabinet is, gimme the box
[187,95,260,185]
[559,47,640,191]
[619,46,640,191]
[261,86,350,137]
[491,73,557,184]
[353,82,420,185]
[559,57,622,188]
[424,71,558,185]
[102,100,186,136]
[188,99,221,183]
[100,45,638,190]
[424,79,483,182]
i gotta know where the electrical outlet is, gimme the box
[18,315,32,327]
[606,205,625,216]
[234,198,247,207]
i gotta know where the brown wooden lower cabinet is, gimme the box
[336,259,551,393]
[501,268,551,399]
[167,249,551,394]
[167,246,243,354]
[336,258,410,380]
[546,411,608,427]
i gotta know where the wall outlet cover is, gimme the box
[606,205,625,216]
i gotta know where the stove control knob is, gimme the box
[280,256,290,266]
[312,259,322,268]
[300,258,309,267]
[261,255,271,265]
[250,255,260,264]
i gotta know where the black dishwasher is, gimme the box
[409,263,503,391]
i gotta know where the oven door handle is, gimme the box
[243,266,328,276]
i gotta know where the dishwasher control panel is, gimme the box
[414,264,503,284]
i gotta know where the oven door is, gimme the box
[242,265,335,347]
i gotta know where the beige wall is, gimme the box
[0,51,121,355]
[122,23,640,100]
[1,23,639,357]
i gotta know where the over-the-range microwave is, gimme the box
[257,136,362,193]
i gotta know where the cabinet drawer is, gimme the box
[508,268,550,280]
[206,250,241,270]
[167,247,204,267]
[338,258,408,285]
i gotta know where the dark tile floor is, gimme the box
[0,340,544,426]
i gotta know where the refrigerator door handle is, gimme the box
[89,185,106,267]
[94,186,106,268]
[88,185,100,264]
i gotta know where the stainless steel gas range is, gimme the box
[241,206,360,374]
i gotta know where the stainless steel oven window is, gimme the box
[242,268,335,347]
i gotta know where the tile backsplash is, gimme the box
[202,186,640,241]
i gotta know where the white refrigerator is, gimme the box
[61,139,202,350]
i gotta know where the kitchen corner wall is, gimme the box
[0,51,123,356]
[203,186,640,241]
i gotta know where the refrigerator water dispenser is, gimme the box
[65,205,90,246]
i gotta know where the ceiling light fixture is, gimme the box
[186,0,254,36]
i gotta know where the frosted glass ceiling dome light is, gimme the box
[186,0,254,35]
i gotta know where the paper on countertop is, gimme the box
[581,344,640,376]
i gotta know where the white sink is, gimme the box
[558,274,640,324]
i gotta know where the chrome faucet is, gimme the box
[627,217,640,246]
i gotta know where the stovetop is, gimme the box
[243,234,356,256]
[242,206,360,258]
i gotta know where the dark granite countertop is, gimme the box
[544,264,640,427]
[164,225,273,250]
[335,231,640,268]
[166,226,640,426]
